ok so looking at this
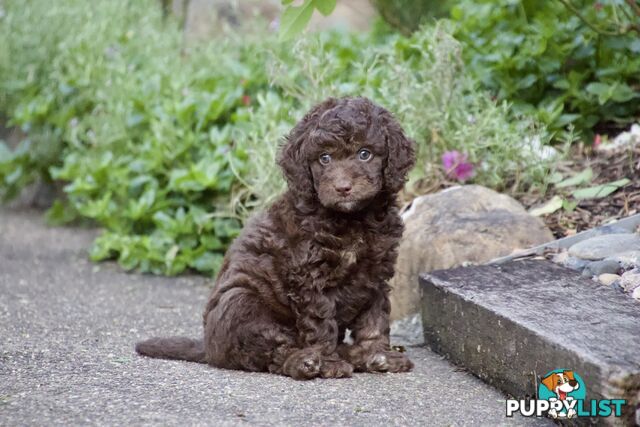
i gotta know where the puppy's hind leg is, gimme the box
[204,287,303,375]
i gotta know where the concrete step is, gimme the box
[420,259,640,425]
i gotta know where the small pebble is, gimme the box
[568,233,640,261]
[619,271,640,293]
[553,252,589,271]
[598,273,620,286]
[632,287,640,301]
[604,251,640,270]
[582,259,622,277]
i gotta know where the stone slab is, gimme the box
[420,259,640,425]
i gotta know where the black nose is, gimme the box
[569,380,578,387]
[334,182,352,195]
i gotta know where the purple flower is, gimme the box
[442,150,476,182]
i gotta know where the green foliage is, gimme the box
[279,0,337,40]
[0,0,554,276]
[371,0,456,35]
[0,0,262,274]
[451,0,640,140]
[241,23,554,212]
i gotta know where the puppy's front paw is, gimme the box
[282,349,321,380]
[320,358,353,379]
[365,351,413,373]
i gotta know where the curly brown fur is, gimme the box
[136,97,416,380]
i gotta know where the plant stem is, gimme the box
[625,0,640,17]
[557,0,623,36]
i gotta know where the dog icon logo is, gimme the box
[538,369,586,419]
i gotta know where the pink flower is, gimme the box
[594,134,602,148]
[241,95,251,106]
[442,150,476,182]
[594,2,603,11]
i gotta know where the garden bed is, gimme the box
[519,132,640,239]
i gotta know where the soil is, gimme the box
[518,143,640,239]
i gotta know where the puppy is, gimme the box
[136,97,416,379]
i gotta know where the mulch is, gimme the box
[517,143,640,239]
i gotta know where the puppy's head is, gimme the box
[278,97,416,213]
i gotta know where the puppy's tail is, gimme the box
[135,336,206,363]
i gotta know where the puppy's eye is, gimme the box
[319,153,331,165]
[358,149,372,162]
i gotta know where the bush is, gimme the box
[0,0,553,276]
[371,0,456,35]
[0,0,268,274]
[451,0,640,140]
[256,23,553,207]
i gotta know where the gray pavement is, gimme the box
[0,208,547,426]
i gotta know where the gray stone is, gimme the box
[568,233,640,260]
[0,208,546,426]
[582,259,622,277]
[390,185,553,320]
[591,224,634,236]
[420,260,640,425]
[389,313,424,346]
[619,270,640,293]
[604,250,640,270]
[597,273,620,286]
[552,251,589,271]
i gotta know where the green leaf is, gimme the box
[279,0,314,41]
[585,82,613,105]
[0,142,11,163]
[312,0,337,16]
[562,199,577,212]
[555,168,592,188]
[571,179,630,199]
[548,172,564,184]
[529,195,563,216]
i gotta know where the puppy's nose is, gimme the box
[334,181,352,196]
[569,380,578,387]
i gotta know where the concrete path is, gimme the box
[0,208,547,426]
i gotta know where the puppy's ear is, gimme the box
[380,109,416,194]
[565,371,575,381]
[278,98,337,198]
[541,373,557,392]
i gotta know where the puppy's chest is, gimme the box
[318,233,370,277]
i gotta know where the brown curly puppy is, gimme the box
[136,97,416,380]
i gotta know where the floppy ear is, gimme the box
[277,98,337,198]
[380,109,416,194]
[541,374,557,392]
[564,371,575,381]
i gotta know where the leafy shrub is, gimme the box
[0,0,268,274]
[0,0,553,276]
[245,23,553,210]
[371,0,456,35]
[451,0,640,140]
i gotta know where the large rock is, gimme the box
[390,185,553,321]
